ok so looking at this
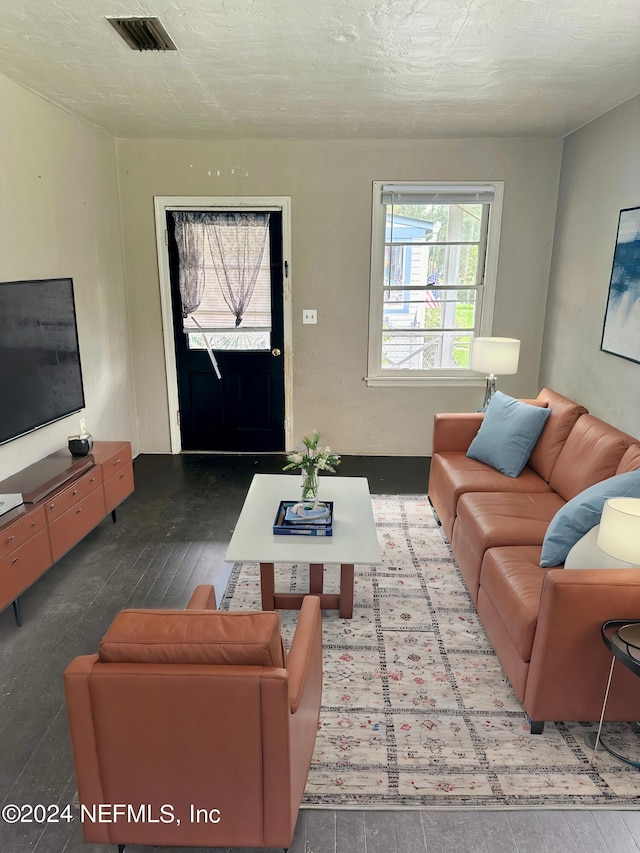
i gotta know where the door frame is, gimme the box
[154,195,293,454]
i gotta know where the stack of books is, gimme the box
[273,500,333,536]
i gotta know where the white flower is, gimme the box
[288,451,304,464]
[316,457,328,470]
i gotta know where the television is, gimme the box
[0,277,85,445]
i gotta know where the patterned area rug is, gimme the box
[221,495,640,808]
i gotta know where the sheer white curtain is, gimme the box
[171,211,270,328]
[203,212,270,327]
[171,211,206,317]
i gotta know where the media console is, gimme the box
[0,441,134,626]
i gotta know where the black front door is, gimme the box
[167,210,285,452]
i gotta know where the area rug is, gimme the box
[221,495,640,808]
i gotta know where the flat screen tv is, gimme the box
[0,277,85,445]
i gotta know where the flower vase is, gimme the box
[301,467,320,502]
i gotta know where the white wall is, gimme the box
[117,137,562,456]
[0,76,137,480]
[541,95,640,437]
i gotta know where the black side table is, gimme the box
[585,619,640,768]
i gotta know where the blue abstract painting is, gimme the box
[601,206,640,364]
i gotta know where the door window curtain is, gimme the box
[171,211,271,327]
[203,212,270,327]
[172,211,206,317]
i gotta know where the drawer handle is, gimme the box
[7,535,14,542]
[119,473,125,480]
[90,477,96,483]
[113,459,121,465]
[30,521,37,527]
[11,557,18,565]
[76,508,82,515]
[72,490,78,496]
[49,503,55,510]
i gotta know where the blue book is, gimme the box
[274,524,332,537]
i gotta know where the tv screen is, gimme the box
[0,278,85,445]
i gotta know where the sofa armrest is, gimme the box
[524,568,640,720]
[287,595,322,714]
[432,412,484,454]
[185,584,217,610]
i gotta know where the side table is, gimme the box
[586,619,640,768]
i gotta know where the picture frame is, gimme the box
[601,205,640,364]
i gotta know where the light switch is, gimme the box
[303,309,317,324]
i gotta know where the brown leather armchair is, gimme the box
[64,586,322,850]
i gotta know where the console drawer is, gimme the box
[104,464,134,514]
[100,444,133,479]
[48,486,106,562]
[45,468,102,524]
[0,528,52,607]
[0,505,46,562]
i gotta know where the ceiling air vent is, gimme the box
[107,17,177,51]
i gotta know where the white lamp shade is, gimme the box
[471,337,521,375]
[597,497,640,565]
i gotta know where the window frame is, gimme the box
[366,180,504,386]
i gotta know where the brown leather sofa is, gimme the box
[428,388,640,732]
[64,586,322,850]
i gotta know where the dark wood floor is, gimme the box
[1,453,639,853]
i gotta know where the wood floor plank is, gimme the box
[478,810,519,853]
[507,810,544,853]
[335,809,366,852]
[594,811,639,853]
[392,810,427,852]
[364,810,397,853]
[563,810,610,852]
[305,809,336,853]
[535,810,580,852]
[622,811,640,847]
[421,810,488,852]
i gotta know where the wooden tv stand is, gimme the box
[0,441,134,626]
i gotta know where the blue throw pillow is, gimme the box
[540,469,640,567]
[466,391,551,478]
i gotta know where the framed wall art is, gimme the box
[601,205,640,364]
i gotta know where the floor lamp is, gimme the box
[470,337,521,410]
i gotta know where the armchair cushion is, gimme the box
[467,391,552,478]
[99,609,286,667]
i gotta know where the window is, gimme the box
[366,182,503,385]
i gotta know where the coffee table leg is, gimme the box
[339,564,354,619]
[260,562,275,611]
[310,563,324,595]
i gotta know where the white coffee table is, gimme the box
[225,474,381,618]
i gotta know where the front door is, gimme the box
[167,209,285,452]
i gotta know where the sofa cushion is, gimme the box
[540,469,640,567]
[466,392,552,477]
[456,491,566,552]
[549,414,636,501]
[428,451,553,539]
[527,388,588,482]
[617,444,640,474]
[99,609,286,667]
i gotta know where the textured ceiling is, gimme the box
[2,0,640,139]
